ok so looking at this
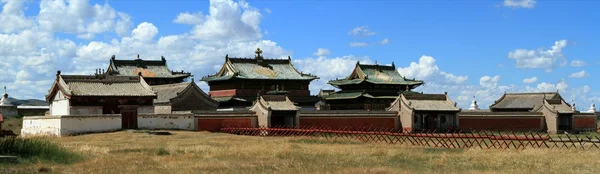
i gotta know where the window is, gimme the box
[440,115,447,124]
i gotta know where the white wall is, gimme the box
[60,115,121,135]
[21,116,62,136]
[51,91,69,116]
[21,115,121,137]
[138,106,154,114]
[70,106,102,115]
[154,105,172,114]
[138,114,195,130]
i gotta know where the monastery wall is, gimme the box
[458,116,545,131]
[298,110,398,130]
[21,114,121,137]
[573,114,597,131]
[138,114,195,130]
[195,111,257,132]
[138,106,154,114]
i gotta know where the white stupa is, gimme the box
[0,86,12,106]
[0,86,17,117]
[588,102,596,113]
[468,96,479,110]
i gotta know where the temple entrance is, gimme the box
[270,111,297,127]
[424,114,438,131]
[557,114,573,131]
[119,105,138,129]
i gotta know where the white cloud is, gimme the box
[503,0,536,8]
[173,12,204,25]
[36,0,132,39]
[569,70,588,78]
[348,26,375,36]
[397,55,468,85]
[522,76,537,83]
[313,48,331,57]
[508,40,568,72]
[131,22,159,42]
[264,8,271,14]
[380,38,389,45]
[293,54,372,93]
[570,60,586,67]
[349,42,368,47]
[190,0,263,44]
[480,75,501,89]
[0,0,34,33]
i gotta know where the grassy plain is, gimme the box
[2,130,600,174]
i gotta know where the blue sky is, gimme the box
[1,0,598,109]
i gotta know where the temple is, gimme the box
[46,71,157,129]
[152,81,219,114]
[106,55,191,85]
[201,48,319,110]
[323,62,424,110]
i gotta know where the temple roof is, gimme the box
[324,89,417,100]
[201,48,318,82]
[390,92,460,111]
[328,62,424,87]
[46,72,157,101]
[490,92,566,110]
[255,95,299,111]
[107,55,191,79]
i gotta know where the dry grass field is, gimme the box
[2,130,600,174]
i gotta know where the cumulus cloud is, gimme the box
[313,48,331,57]
[508,40,568,72]
[294,52,372,93]
[349,42,368,47]
[569,70,588,78]
[570,60,586,67]
[173,12,204,25]
[190,0,263,44]
[480,75,501,89]
[523,76,537,83]
[36,0,132,39]
[397,55,468,85]
[503,0,536,8]
[0,0,34,33]
[348,26,375,36]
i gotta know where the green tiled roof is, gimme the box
[202,56,318,82]
[324,90,419,100]
[328,62,424,86]
[107,56,191,79]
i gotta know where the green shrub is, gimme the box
[0,136,82,164]
[155,147,170,156]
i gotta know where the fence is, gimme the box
[220,125,600,150]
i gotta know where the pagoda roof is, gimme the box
[201,48,318,82]
[45,72,157,102]
[150,82,218,107]
[328,62,424,87]
[251,95,300,111]
[490,92,574,113]
[107,55,191,79]
[324,90,418,100]
[389,92,460,112]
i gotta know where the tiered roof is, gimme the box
[107,55,191,79]
[253,94,299,111]
[46,71,156,101]
[151,81,218,107]
[328,62,423,87]
[202,48,318,82]
[390,92,460,111]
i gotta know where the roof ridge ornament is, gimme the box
[137,54,141,60]
[255,48,263,60]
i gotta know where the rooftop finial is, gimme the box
[111,55,116,60]
[3,86,6,95]
[255,48,263,60]
[137,54,140,60]
[571,99,576,111]
[391,62,395,68]
[161,56,166,61]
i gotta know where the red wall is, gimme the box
[459,117,543,131]
[197,118,252,132]
[574,117,596,129]
[300,117,396,130]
